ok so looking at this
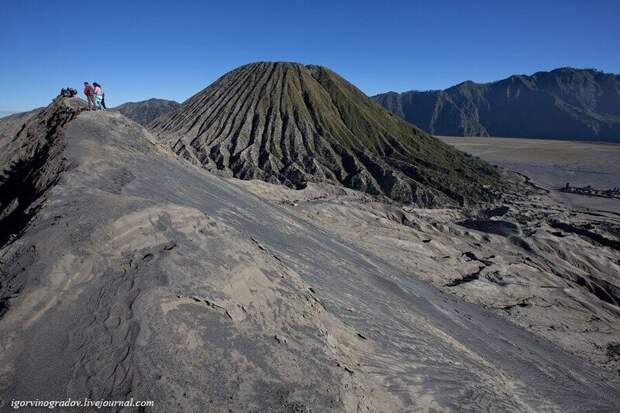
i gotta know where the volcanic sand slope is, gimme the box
[373,68,620,141]
[113,98,180,126]
[1,98,619,411]
[238,179,620,379]
[150,62,505,207]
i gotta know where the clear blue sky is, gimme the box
[1,0,619,113]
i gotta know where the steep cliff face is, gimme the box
[150,62,505,207]
[373,68,620,141]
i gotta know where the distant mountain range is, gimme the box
[372,68,620,142]
[113,98,180,125]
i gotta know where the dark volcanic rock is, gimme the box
[114,98,180,125]
[150,62,507,207]
[373,68,620,142]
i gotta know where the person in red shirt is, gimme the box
[83,82,95,110]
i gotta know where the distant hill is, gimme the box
[372,68,620,142]
[113,98,180,125]
[151,62,506,207]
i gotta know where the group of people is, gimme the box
[83,82,106,111]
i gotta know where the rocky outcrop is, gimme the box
[150,62,507,207]
[373,68,620,141]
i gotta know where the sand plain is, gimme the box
[439,136,620,213]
